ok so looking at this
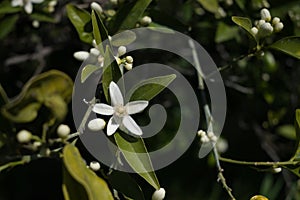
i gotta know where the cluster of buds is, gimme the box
[115,46,134,70]
[251,8,284,38]
[197,130,217,143]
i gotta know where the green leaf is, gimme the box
[148,23,175,34]
[66,4,93,44]
[108,0,152,33]
[91,10,102,49]
[0,1,21,14]
[276,124,296,140]
[63,144,114,200]
[269,37,300,59]
[102,46,122,102]
[2,70,73,123]
[111,30,137,47]
[234,0,245,10]
[215,22,239,43]
[232,16,256,41]
[127,74,176,101]
[81,64,100,83]
[114,132,160,190]
[29,13,56,23]
[0,15,18,40]
[108,170,145,200]
[197,0,219,14]
[291,109,300,161]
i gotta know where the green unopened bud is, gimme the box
[274,22,284,32]
[17,130,32,143]
[260,8,271,22]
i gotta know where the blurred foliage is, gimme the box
[0,0,299,200]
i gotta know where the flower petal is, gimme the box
[24,2,33,14]
[109,82,124,106]
[93,103,114,115]
[107,117,119,136]
[123,115,142,136]
[126,101,149,114]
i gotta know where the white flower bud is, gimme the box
[257,19,265,28]
[17,130,32,143]
[33,141,42,148]
[251,27,258,35]
[117,46,126,57]
[32,20,40,28]
[216,138,228,153]
[140,16,152,26]
[259,22,273,37]
[274,22,284,32]
[73,51,89,61]
[110,0,118,5]
[197,130,206,137]
[92,39,97,48]
[57,124,71,139]
[108,35,112,41]
[88,118,106,131]
[260,8,271,22]
[125,56,133,63]
[49,0,57,7]
[207,132,217,142]
[272,167,282,173]
[200,135,210,143]
[89,161,101,171]
[152,188,166,200]
[90,48,100,56]
[272,17,280,25]
[124,63,133,70]
[91,2,103,13]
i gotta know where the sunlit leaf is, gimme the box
[232,16,256,41]
[269,37,300,59]
[81,64,100,83]
[197,0,219,14]
[102,46,122,102]
[290,109,300,161]
[2,70,73,123]
[108,0,152,33]
[66,4,93,44]
[111,30,137,47]
[276,124,296,140]
[114,132,160,190]
[250,195,269,200]
[127,74,176,101]
[63,144,114,200]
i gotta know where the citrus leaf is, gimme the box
[114,132,160,190]
[66,4,93,44]
[232,16,256,41]
[2,70,73,123]
[197,0,219,14]
[0,0,21,14]
[111,30,137,47]
[291,109,300,161]
[81,64,100,83]
[63,144,114,200]
[127,74,176,101]
[108,170,145,200]
[108,0,152,33]
[0,15,18,40]
[269,37,300,59]
[276,124,296,140]
[102,46,122,102]
[215,22,239,43]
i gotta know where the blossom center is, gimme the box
[115,105,127,117]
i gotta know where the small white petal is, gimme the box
[109,82,124,106]
[93,103,114,115]
[126,101,148,114]
[73,51,89,61]
[24,2,33,14]
[88,118,106,131]
[123,115,142,136]
[11,0,23,7]
[107,117,119,136]
[152,188,166,200]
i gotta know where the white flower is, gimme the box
[17,130,32,143]
[92,82,148,136]
[88,118,106,131]
[260,8,271,22]
[57,124,71,139]
[89,161,101,171]
[152,188,166,200]
[11,0,44,14]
